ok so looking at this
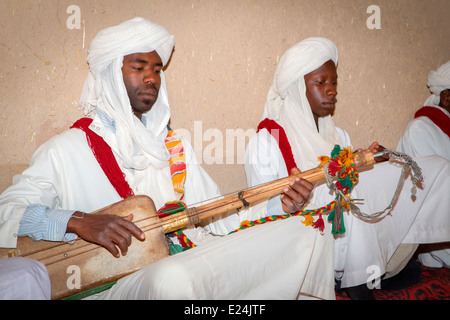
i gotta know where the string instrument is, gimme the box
[0,150,375,299]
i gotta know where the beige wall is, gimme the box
[1,0,449,195]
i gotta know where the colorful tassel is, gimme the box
[302,215,315,227]
[313,214,325,233]
[157,201,196,250]
[229,145,358,236]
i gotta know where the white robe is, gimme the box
[0,119,335,299]
[397,105,450,160]
[246,126,450,288]
[397,105,450,268]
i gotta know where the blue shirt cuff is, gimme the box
[18,204,77,242]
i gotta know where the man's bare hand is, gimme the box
[67,212,145,258]
[368,141,389,162]
[280,167,314,213]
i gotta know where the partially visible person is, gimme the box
[397,60,449,160]
[397,60,450,268]
[0,257,51,300]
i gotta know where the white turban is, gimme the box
[424,60,450,107]
[262,37,343,171]
[79,17,175,170]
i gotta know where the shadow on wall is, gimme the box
[0,165,28,194]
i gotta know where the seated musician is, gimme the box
[244,37,450,299]
[0,18,330,300]
[397,60,450,269]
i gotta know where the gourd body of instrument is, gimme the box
[1,196,168,300]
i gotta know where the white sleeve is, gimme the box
[397,117,446,158]
[244,129,288,217]
[0,138,65,248]
[335,127,352,148]
[244,129,289,187]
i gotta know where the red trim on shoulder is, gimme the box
[257,118,297,173]
[414,106,450,138]
[71,118,134,199]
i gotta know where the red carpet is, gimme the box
[336,266,450,300]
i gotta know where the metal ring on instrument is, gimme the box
[238,191,250,208]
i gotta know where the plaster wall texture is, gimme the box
[0,0,448,194]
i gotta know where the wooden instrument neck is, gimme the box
[161,149,375,233]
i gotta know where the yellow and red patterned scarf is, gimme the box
[164,128,186,201]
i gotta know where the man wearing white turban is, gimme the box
[0,17,184,257]
[245,37,450,299]
[0,18,325,300]
[397,61,450,269]
[398,61,450,161]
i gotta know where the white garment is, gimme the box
[245,127,351,211]
[397,104,450,268]
[246,126,450,288]
[0,257,51,300]
[397,106,450,160]
[90,216,335,300]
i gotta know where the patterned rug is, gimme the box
[336,266,450,300]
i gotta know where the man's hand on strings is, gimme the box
[67,212,145,258]
[280,167,313,214]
